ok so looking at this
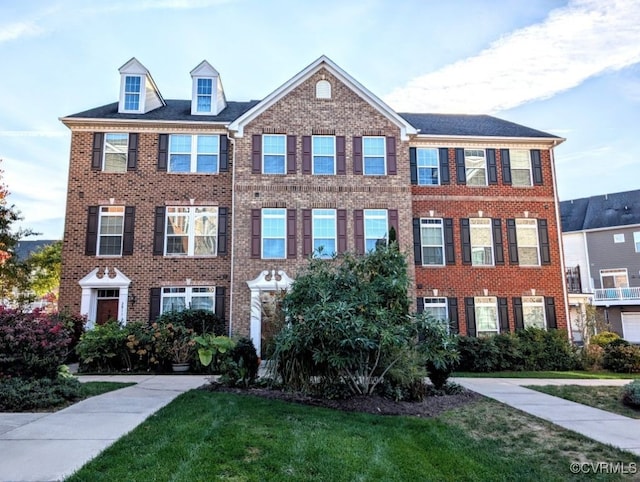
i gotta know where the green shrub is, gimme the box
[517,328,579,371]
[590,331,621,348]
[580,343,605,371]
[155,309,224,336]
[457,336,500,372]
[603,343,640,373]
[621,380,640,408]
[76,321,128,373]
[0,376,82,411]
[417,315,460,389]
[492,333,524,371]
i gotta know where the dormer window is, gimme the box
[124,76,142,111]
[197,78,213,112]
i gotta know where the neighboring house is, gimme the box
[561,190,640,343]
[59,56,568,355]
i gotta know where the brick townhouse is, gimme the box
[59,56,568,355]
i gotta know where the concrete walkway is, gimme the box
[0,375,209,482]
[454,377,640,456]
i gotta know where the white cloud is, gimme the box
[385,0,640,114]
[0,20,42,43]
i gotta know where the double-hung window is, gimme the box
[196,78,213,112]
[313,209,336,257]
[515,219,539,266]
[470,218,493,266]
[363,137,386,175]
[98,206,124,256]
[510,150,532,186]
[165,206,218,256]
[262,208,286,259]
[161,286,215,313]
[263,135,286,174]
[423,297,448,322]
[169,135,219,173]
[312,136,335,174]
[417,148,439,185]
[475,296,499,336]
[420,218,444,265]
[103,133,129,172]
[124,76,141,111]
[364,209,388,252]
[522,296,546,329]
[465,149,486,186]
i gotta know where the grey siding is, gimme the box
[586,226,640,288]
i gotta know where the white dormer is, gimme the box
[190,60,227,116]
[118,58,165,114]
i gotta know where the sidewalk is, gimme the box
[0,375,209,482]
[454,377,640,456]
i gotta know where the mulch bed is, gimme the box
[200,383,481,418]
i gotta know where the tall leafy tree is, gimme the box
[28,240,62,299]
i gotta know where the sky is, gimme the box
[1,0,639,240]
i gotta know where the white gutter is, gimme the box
[228,133,236,337]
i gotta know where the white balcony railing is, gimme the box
[594,287,640,304]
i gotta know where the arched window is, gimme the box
[316,79,331,99]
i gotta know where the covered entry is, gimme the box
[79,267,131,328]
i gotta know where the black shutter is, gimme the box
[215,287,226,321]
[500,149,511,185]
[287,209,296,259]
[354,209,364,254]
[85,206,99,255]
[465,297,476,337]
[455,148,466,184]
[337,209,347,253]
[545,297,557,329]
[487,148,498,185]
[409,147,417,185]
[302,209,312,256]
[302,136,312,174]
[448,297,459,334]
[413,218,422,265]
[513,297,524,331]
[252,135,262,174]
[219,135,229,172]
[531,149,543,185]
[149,288,161,322]
[157,134,168,172]
[444,218,455,265]
[353,137,363,175]
[492,218,504,265]
[336,136,345,175]
[498,297,509,333]
[127,133,138,171]
[217,207,228,255]
[538,219,551,265]
[387,137,397,175]
[153,206,166,256]
[439,148,450,185]
[251,209,261,258]
[123,206,135,256]
[92,133,104,170]
[507,219,518,264]
[460,218,471,265]
[287,135,297,174]
[388,209,398,244]
[417,297,424,313]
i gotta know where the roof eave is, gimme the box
[59,116,230,129]
[412,134,565,145]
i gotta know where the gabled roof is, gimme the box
[62,99,259,124]
[118,57,166,109]
[228,55,418,140]
[560,189,640,232]
[400,113,562,140]
[190,60,219,77]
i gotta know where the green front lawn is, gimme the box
[527,385,640,419]
[454,371,639,379]
[67,390,639,481]
[79,381,136,398]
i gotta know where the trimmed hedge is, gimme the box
[0,376,82,411]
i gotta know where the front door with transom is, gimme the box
[96,289,119,325]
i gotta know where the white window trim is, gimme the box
[315,80,332,99]
[417,147,440,186]
[423,297,448,322]
[363,136,386,176]
[470,218,494,266]
[165,206,218,257]
[600,268,629,288]
[420,218,445,266]
[262,208,287,259]
[509,149,533,187]
[364,209,388,251]
[103,133,129,172]
[475,296,499,336]
[161,286,216,314]
[613,233,625,244]
[464,148,487,186]
[121,75,144,113]
[312,209,337,258]
[516,218,540,266]
[522,295,546,329]
[634,232,640,253]
[262,134,286,175]
[97,206,125,257]
[312,135,336,175]
[168,134,219,174]
[195,78,213,113]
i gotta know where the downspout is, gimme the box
[550,141,572,339]
[227,132,236,337]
